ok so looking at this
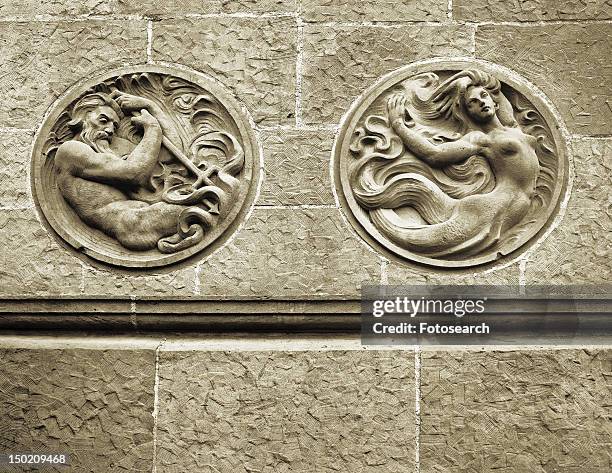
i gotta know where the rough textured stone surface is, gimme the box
[455,0,612,21]
[259,129,335,205]
[0,131,32,208]
[152,18,297,126]
[476,24,612,135]
[0,0,295,16]
[421,350,612,473]
[302,25,472,125]
[83,266,195,298]
[525,139,612,284]
[157,350,415,473]
[221,0,296,14]
[0,349,155,472]
[0,21,147,129]
[302,0,446,22]
[0,209,82,296]
[82,266,196,297]
[198,208,382,298]
[0,0,119,16]
[386,262,520,285]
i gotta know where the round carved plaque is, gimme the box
[32,65,259,268]
[334,59,568,268]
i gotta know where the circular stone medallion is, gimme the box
[334,59,568,268]
[32,65,259,268]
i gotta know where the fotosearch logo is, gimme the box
[372,296,487,318]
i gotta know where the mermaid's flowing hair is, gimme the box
[408,69,517,134]
[349,70,516,212]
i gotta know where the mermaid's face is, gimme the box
[464,86,497,122]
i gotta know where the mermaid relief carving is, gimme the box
[338,64,566,267]
[32,66,258,268]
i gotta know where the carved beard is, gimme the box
[79,122,114,154]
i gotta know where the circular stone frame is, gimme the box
[333,58,569,268]
[31,64,260,269]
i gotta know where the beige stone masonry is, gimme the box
[525,138,612,284]
[152,17,298,126]
[0,21,147,129]
[476,24,612,135]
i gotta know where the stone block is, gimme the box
[386,262,520,285]
[152,18,297,126]
[421,349,612,473]
[302,25,472,125]
[302,0,446,22]
[259,129,335,205]
[156,350,415,472]
[0,348,155,472]
[0,0,295,17]
[0,209,82,296]
[0,0,119,16]
[0,21,147,129]
[198,208,382,298]
[476,24,612,135]
[221,0,296,14]
[82,266,196,298]
[455,0,612,21]
[525,139,612,284]
[0,131,32,208]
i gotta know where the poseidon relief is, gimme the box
[335,61,567,267]
[32,65,258,268]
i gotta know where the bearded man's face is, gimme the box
[79,105,120,154]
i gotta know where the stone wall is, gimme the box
[0,0,610,472]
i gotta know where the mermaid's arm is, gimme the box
[388,95,483,167]
[391,119,481,167]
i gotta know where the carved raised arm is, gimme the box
[56,109,162,186]
[111,91,182,147]
[387,95,483,167]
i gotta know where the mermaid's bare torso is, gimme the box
[369,126,540,258]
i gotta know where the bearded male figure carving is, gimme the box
[55,92,189,250]
[349,69,560,260]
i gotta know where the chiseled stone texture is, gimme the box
[156,350,415,473]
[386,262,520,285]
[82,267,196,298]
[198,208,381,298]
[455,0,612,21]
[302,0,446,22]
[122,0,296,16]
[219,0,296,14]
[0,0,295,16]
[421,350,612,473]
[0,131,32,208]
[152,18,297,126]
[0,0,119,16]
[0,21,147,129]
[302,25,472,125]
[525,139,612,284]
[0,209,82,296]
[0,349,155,472]
[476,24,612,135]
[259,129,335,206]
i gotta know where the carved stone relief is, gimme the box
[32,65,259,268]
[334,60,568,268]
